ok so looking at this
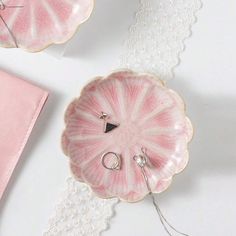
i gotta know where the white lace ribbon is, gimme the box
[44,178,118,236]
[119,0,201,81]
[44,0,201,235]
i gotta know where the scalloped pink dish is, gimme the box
[0,0,94,52]
[62,70,193,202]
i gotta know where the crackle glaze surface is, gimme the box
[62,70,193,202]
[0,0,94,52]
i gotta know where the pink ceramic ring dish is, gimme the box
[0,0,94,52]
[62,70,193,202]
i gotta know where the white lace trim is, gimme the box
[43,178,118,236]
[119,0,202,81]
[44,0,201,235]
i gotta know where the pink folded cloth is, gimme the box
[0,70,48,200]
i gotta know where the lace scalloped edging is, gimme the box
[119,0,202,81]
[43,178,118,236]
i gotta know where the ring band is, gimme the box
[101,152,121,170]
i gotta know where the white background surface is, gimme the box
[0,0,236,235]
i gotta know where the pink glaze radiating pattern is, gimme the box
[62,70,193,202]
[0,0,94,52]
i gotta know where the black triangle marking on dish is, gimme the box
[105,122,119,133]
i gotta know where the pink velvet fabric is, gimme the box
[0,70,48,200]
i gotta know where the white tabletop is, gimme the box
[1,0,236,235]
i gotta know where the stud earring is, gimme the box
[99,112,119,133]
